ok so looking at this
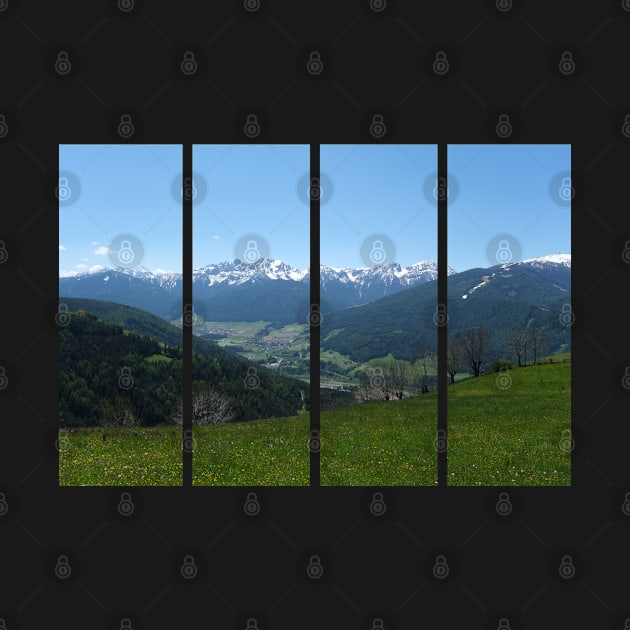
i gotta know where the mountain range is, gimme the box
[59,258,454,322]
[320,254,571,362]
[60,253,571,365]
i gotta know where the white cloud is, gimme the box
[93,246,108,255]
[59,245,67,251]
[76,264,88,270]
[80,257,89,262]
[91,241,100,246]
[212,235,220,240]
[88,264,105,273]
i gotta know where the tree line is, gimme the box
[353,323,549,401]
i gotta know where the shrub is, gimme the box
[492,359,513,372]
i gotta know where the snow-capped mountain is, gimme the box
[59,258,449,322]
[321,254,572,362]
[59,255,570,324]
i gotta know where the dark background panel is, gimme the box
[0,0,628,628]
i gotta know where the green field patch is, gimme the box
[145,354,173,363]
[193,415,309,486]
[59,426,182,486]
[447,360,570,486]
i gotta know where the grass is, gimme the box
[58,359,570,487]
[320,398,438,486]
[447,360,570,486]
[321,358,570,486]
[59,426,182,486]
[193,415,309,486]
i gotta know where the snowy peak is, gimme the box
[517,253,571,268]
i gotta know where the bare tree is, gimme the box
[461,326,492,377]
[529,326,546,364]
[356,367,389,402]
[508,327,528,367]
[447,337,463,384]
[411,346,434,394]
[172,382,233,425]
[102,395,136,427]
[389,358,408,400]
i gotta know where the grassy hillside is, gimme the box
[447,359,570,486]
[59,359,569,487]
[321,359,570,486]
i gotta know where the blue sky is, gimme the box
[193,145,310,269]
[59,144,570,275]
[448,144,571,271]
[321,144,437,268]
[59,144,182,275]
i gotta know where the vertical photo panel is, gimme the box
[58,144,183,486]
[319,144,438,486]
[447,144,571,486]
[192,145,310,486]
